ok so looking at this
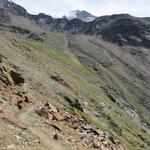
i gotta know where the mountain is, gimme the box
[0,1,150,150]
[64,10,97,22]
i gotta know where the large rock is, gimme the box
[53,112,64,121]
[53,133,64,140]
[36,107,53,120]
[50,73,71,89]
[1,111,28,129]
[9,70,25,85]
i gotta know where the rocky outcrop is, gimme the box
[0,8,10,23]
[36,102,125,150]
[0,0,27,17]
[9,70,25,85]
[101,17,150,47]
[0,61,32,127]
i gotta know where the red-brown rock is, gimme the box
[2,112,28,129]
[53,112,64,121]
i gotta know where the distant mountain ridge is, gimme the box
[1,0,150,48]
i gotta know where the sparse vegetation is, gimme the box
[0,1,150,150]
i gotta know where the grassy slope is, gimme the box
[0,25,150,150]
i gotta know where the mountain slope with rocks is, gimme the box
[0,0,150,150]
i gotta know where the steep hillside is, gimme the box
[0,0,150,150]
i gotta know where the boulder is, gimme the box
[36,107,53,120]
[50,73,71,88]
[53,133,64,140]
[93,141,101,149]
[9,70,25,85]
[53,112,64,121]
[51,124,62,132]
[2,112,28,129]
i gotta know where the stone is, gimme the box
[50,73,71,88]
[2,112,28,129]
[53,133,64,140]
[73,99,84,112]
[0,107,4,113]
[44,121,62,132]
[9,70,25,85]
[83,125,93,130]
[53,112,64,121]
[109,136,117,144]
[64,96,84,112]
[0,63,14,85]
[93,141,101,149]
[17,100,25,109]
[14,135,22,141]
[36,107,53,120]
[51,124,62,132]
[44,103,57,113]
[50,74,64,83]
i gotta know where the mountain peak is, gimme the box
[64,10,97,22]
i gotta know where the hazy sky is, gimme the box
[12,0,150,17]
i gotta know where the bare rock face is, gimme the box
[0,0,27,16]
[0,8,10,23]
[101,16,150,47]
[0,0,28,24]
[0,0,10,8]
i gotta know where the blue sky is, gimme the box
[12,0,150,17]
